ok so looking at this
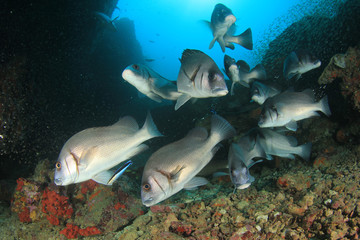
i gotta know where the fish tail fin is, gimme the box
[141,112,163,139]
[249,64,267,81]
[299,142,312,162]
[319,95,331,117]
[234,28,253,50]
[209,115,236,145]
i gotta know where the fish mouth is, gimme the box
[224,15,236,25]
[314,60,321,67]
[121,69,135,80]
[54,178,63,185]
[212,88,228,96]
[236,183,251,189]
[142,198,154,207]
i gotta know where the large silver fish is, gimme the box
[283,50,321,81]
[250,81,281,105]
[224,55,267,95]
[256,128,312,162]
[141,115,236,207]
[206,4,253,52]
[258,89,331,131]
[175,49,228,110]
[228,133,265,190]
[54,113,162,186]
[122,64,181,103]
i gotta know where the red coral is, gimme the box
[46,215,60,226]
[277,177,289,188]
[80,180,98,194]
[16,178,25,191]
[60,224,101,239]
[60,223,80,239]
[42,187,73,225]
[18,207,31,223]
[79,226,101,236]
[170,221,193,236]
[114,202,126,210]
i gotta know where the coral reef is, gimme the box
[117,143,360,240]
[318,42,360,111]
[6,159,144,239]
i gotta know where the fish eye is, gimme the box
[55,161,61,169]
[142,183,151,191]
[133,64,139,70]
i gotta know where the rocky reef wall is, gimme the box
[0,0,144,180]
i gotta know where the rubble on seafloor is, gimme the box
[1,115,360,239]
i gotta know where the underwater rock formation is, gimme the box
[262,0,360,89]
[0,1,144,180]
[318,42,360,111]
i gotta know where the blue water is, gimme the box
[112,0,303,80]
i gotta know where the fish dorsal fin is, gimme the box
[183,177,209,190]
[113,116,139,132]
[180,49,203,63]
[236,60,250,72]
[185,127,208,141]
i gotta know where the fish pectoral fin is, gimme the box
[92,170,114,185]
[209,37,217,49]
[217,38,226,53]
[175,94,192,110]
[107,160,133,185]
[146,92,163,103]
[285,120,298,131]
[239,80,250,88]
[183,177,209,190]
[230,82,236,96]
[225,42,235,50]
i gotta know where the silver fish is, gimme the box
[141,115,236,207]
[54,112,162,186]
[250,81,281,105]
[258,89,331,131]
[283,50,321,81]
[175,49,228,110]
[224,55,267,95]
[228,134,265,190]
[256,128,312,162]
[122,64,181,103]
[206,4,253,52]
